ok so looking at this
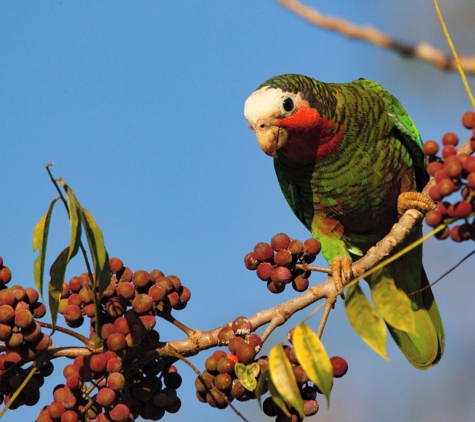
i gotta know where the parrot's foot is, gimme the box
[397,192,436,216]
[330,256,352,292]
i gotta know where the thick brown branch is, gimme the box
[277,0,475,74]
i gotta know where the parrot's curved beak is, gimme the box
[255,125,289,158]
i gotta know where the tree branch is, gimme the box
[277,0,475,74]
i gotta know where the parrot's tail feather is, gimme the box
[388,268,444,369]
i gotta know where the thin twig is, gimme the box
[38,321,94,347]
[295,263,332,274]
[316,297,335,338]
[409,249,475,296]
[277,0,475,74]
[155,310,196,337]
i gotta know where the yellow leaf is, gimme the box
[32,198,58,300]
[345,284,388,360]
[80,206,110,297]
[293,322,333,403]
[63,184,81,263]
[369,267,417,335]
[269,344,304,418]
[49,246,70,330]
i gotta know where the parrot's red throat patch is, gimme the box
[277,100,344,162]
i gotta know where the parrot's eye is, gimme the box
[282,97,295,113]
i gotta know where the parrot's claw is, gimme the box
[398,192,436,216]
[330,256,352,293]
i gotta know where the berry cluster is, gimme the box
[263,346,348,421]
[58,257,191,351]
[37,354,182,422]
[244,233,321,294]
[0,256,52,409]
[195,317,266,408]
[423,111,475,242]
[34,257,189,421]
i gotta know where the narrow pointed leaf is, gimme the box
[256,369,270,408]
[368,268,417,335]
[293,322,333,403]
[63,184,81,263]
[345,283,388,360]
[267,370,291,417]
[33,198,58,299]
[269,344,305,418]
[80,206,110,297]
[49,246,70,329]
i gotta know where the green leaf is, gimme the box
[63,183,82,263]
[269,344,305,418]
[293,322,333,403]
[256,369,269,408]
[80,206,110,297]
[49,246,70,329]
[33,198,58,300]
[267,370,291,417]
[345,283,388,360]
[235,362,260,391]
[368,267,417,335]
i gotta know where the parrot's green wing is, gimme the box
[274,163,309,231]
[355,79,444,368]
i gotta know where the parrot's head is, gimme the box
[244,74,341,161]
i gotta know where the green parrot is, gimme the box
[244,74,444,369]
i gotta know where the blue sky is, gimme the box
[1,1,475,421]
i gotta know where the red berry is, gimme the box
[109,257,124,274]
[303,238,321,256]
[228,336,245,353]
[132,270,151,289]
[446,162,463,178]
[107,372,126,392]
[330,356,348,377]
[427,161,443,176]
[461,111,475,129]
[109,403,130,422]
[442,132,459,146]
[467,172,475,188]
[442,145,457,159]
[271,266,292,284]
[267,281,285,294]
[462,156,475,173]
[453,201,472,218]
[231,317,252,336]
[270,233,291,251]
[132,293,153,314]
[236,343,257,364]
[425,210,443,227]
[116,282,135,301]
[216,356,235,374]
[438,179,456,197]
[288,239,304,255]
[107,333,127,352]
[449,226,463,242]
[434,169,449,183]
[292,275,309,292]
[422,140,439,156]
[428,184,442,201]
[243,252,259,270]
[96,387,116,408]
[253,242,274,262]
[256,262,274,281]
[273,249,293,267]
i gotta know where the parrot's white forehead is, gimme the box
[244,87,286,124]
